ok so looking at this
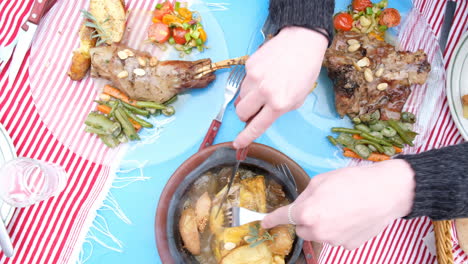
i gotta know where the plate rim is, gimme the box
[446,31,468,140]
[0,123,17,225]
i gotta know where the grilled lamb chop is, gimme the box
[324,31,431,120]
[90,44,247,103]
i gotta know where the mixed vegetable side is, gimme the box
[147,1,208,56]
[84,85,177,148]
[333,0,401,40]
[328,111,418,162]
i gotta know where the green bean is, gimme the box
[117,133,128,143]
[355,144,371,159]
[164,95,178,105]
[121,101,150,117]
[336,133,355,147]
[352,117,361,124]
[383,146,396,156]
[85,126,108,135]
[401,112,416,124]
[135,101,167,109]
[385,136,405,148]
[356,139,385,153]
[355,124,372,133]
[387,120,414,146]
[368,144,377,152]
[399,122,414,132]
[98,134,120,148]
[369,121,385,132]
[162,106,176,116]
[327,136,338,146]
[381,127,397,137]
[121,107,153,128]
[85,112,121,137]
[331,127,362,134]
[361,133,393,146]
[369,131,383,139]
[114,108,140,141]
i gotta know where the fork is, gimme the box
[199,65,246,150]
[225,206,266,228]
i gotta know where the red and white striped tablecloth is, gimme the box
[319,0,468,263]
[0,0,467,263]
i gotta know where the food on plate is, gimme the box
[68,24,97,80]
[462,95,468,118]
[180,208,201,255]
[68,0,127,81]
[88,0,126,45]
[178,168,295,264]
[327,112,418,161]
[324,31,431,120]
[334,0,399,39]
[455,218,468,253]
[148,1,208,55]
[84,84,177,148]
[90,44,247,103]
[195,192,211,232]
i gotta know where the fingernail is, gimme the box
[232,141,239,149]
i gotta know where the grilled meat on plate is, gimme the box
[324,31,431,120]
[90,44,247,103]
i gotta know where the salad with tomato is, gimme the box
[333,0,401,40]
[148,1,208,55]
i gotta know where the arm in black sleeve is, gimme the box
[264,0,335,44]
[396,142,468,220]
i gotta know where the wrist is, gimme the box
[385,159,416,217]
[278,26,328,52]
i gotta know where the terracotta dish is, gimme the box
[154,142,319,263]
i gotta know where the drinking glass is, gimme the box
[0,158,68,207]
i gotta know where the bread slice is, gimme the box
[89,0,126,44]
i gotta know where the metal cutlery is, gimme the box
[225,206,267,228]
[7,0,58,87]
[199,65,246,150]
[439,1,456,53]
[0,218,13,257]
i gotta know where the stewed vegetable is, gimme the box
[327,112,418,162]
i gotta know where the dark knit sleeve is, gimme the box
[264,0,335,45]
[396,142,468,220]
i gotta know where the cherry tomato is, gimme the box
[352,0,373,11]
[162,14,183,25]
[333,13,354,31]
[198,28,207,42]
[177,8,193,20]
[148,22,171,43]
[380,8,401,28]
[173,27,189,44]
[153,1,173,21]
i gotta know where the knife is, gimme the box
[439,1,456,53]
[0,218,13,258]
[8,0,57,86]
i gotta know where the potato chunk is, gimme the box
[179,208,200,255]
[266,225,295,256]
[220,243,272,264]
[195,192,211,232]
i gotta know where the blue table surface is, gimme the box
[86,0,412,263]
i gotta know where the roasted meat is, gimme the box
[90,44,247,103]
[324,31,431,120]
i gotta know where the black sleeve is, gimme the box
[264,0,335,45]
[396,142,468,220]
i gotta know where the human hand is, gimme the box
[232,26,328,149]
[261,159,416,250]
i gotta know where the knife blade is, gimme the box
[0,218,14,257]
[7,23,38,85]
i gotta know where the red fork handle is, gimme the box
[303,240,319,264]
[199,120,221,151]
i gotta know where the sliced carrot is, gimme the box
[103,85,137,105]
[343,150,361,159]
[353,134,363,140]
[129,118,142,132]
[343,147,353,152]
[96,104,112,114]
[343,150,390,162]
[393,146,403,153]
